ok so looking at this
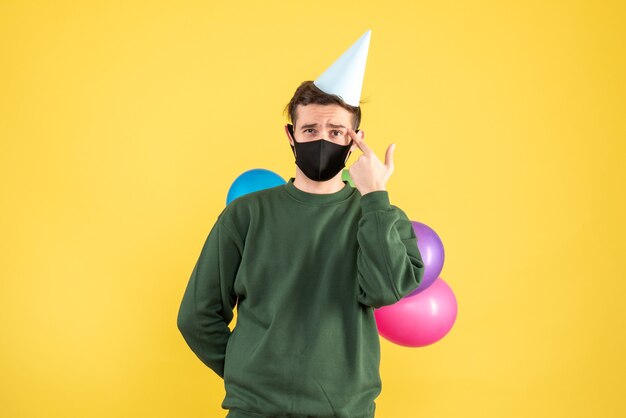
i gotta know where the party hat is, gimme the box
[313,30,371,107]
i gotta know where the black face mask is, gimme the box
[287,124,356,182]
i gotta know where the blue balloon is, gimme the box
[227,169,286,205]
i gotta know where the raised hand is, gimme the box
[347,128,395,196]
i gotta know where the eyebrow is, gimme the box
[300,123,347,130]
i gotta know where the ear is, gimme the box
[284,124,295,146]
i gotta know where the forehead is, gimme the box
[295,103,352,126]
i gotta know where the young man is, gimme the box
[177,32,424,418]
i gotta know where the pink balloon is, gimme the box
[374,278,458,347]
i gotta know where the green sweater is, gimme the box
[177,177,424,418]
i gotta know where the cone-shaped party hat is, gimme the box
[313,30,371,107]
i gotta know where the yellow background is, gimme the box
[1,0,624,417]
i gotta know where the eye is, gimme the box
[332,130,343,136]
[304,128,315,134]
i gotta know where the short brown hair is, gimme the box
[283,80,362,130]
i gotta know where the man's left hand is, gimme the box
[347,128,395,196]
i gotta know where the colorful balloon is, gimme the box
[407,221,445,296]
[226,169,285,205]
[374,277,457,347]
[341,169,355,187]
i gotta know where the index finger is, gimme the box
[348,128,373,157]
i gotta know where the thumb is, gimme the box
[385,144,395,169]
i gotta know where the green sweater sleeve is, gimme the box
[356,190,425,308]
[177,210,242,378]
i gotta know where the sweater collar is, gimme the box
[283,177,355,205]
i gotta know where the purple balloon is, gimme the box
[407,221,445,296]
